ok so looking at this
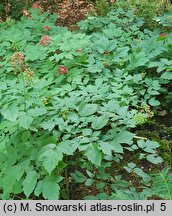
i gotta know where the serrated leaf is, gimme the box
[58,140,77,155]
[138,140,159,153]
[39,144,63,174]
[160,71,172,80]
[24,45,47,61]
[1,103,18,122]
[28,108,47,117]
[91,116,108,130]
[41,121,55,131]
[144,140,159,153]
[96,192,108,200]
[146,154,163,164]
[96,182,106,189]
[19,115,33,129]
[42,179,60,200]
[148,98,160,106]
[109,140,123,153]
[23,170,38,198]
[84,144,102,166]
[99,142,112,156]
[134,168,151,182]
[34,180,43,197]
[85,179,94,186]
[116,130,134,145]
[82,128,92,136]
[71,171,87,183]
[78,103,97,116]
[2,165,21,194]
[127,162,137,169]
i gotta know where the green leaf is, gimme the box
[42,178,60,200]
[116,130,134,145]
[96,182,106,189]
[85,179,94,186]
[23,170,38,198]
[151,167,172,199]
[99,142,112,156]
[24,45,47,61]
[28,108,47,117]
[127,162,137,169]
[124,162,136,173]
[84,144,102,166]
[34,181,43,197]
[109,140,123,153]
[2,165,21,194]
[146,154,163,164]
[71,171,87,183]
[58,140,77,155]
[19,114,33,129]
[91,116,108,130]
[160,71,172,80]
[35,176,61,200]
[84,196,98,200]
[78,103,97,116]
[96,192,108,200]
[41,121,55,131]
[39,144,63,174]
[1,103,18,122]
[144,141,159,153]
[134,168,151,182]
[82,128,92,136]
[148,98,160,106]
[138,140,159,153]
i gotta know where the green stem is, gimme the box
[21,74,27,112]
[32,82,40,102]
[117,149,143,173]
[65,165,70,199]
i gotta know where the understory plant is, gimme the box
[0,7,172,200]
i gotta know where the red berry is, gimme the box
[58,65,68,75]
[32,3,39,9]
[160,33,167,37]
[44,25,51,31]
[40,35,51,46]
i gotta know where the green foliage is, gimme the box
[0,6,172,200]
[95,0,111,16]
[114,0,171,29]
[0,0,34,20]
[151,167,172,199]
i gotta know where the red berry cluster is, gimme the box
[40,35,51,46]
[32,2,40,9]
[44,26,51,31]
[58,65,68,75]
[23,68,35,81]
[160,33,167,37]
[10,52,27,72]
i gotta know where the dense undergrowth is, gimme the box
[0,4,172,200]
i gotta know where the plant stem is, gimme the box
[65,159,70,199]
[21,74,27,112]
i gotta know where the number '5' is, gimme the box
[160,203,166,211]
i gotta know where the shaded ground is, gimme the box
[33,0,95,28]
